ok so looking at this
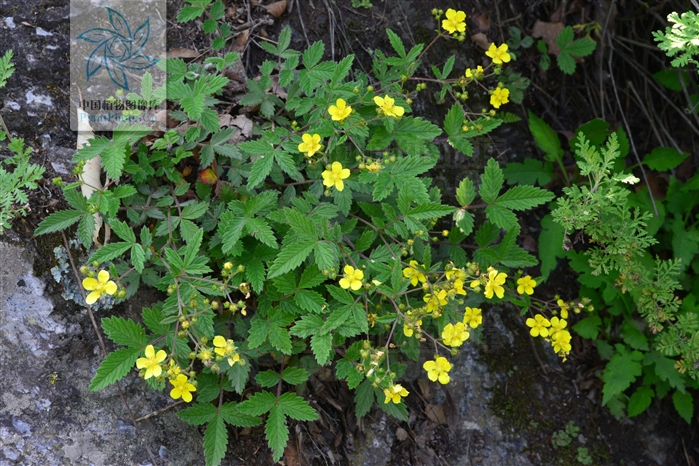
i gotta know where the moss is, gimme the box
[33,232,63,277]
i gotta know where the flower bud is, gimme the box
[79,265,89,274]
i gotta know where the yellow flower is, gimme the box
[82,270,118,305]
[136,345,167,379]
[463,307,483,328]
[445,267,466,281]
[525,314,551,337]
[169,374,196,403]
[441,8,466,35]
[549,316,567,337]
[298,133,322,157]
[402,260,427,286]
[198,348,213,362]
[516,276,536,295]
[453,279,467,296]
[465,65,484,79]
[490,87,510,109]
[485,43,511,65]
[552,330,572,356]
[484,268,507,299]
[383,384,409,404]
[373,95,405,118]
[339,265,364,291]
[423,289,448,312]
[423,356,452,384]
[213,335,240,366]
[322,161,351,191]
[166,360,181,379]
[557,299,570,319]
[328,98,352,121]
[442,322,470,347]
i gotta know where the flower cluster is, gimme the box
[383,384,409,404]
[442,322,470,347]
[526,314,572,361]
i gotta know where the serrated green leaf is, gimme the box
[290,315,324,338]
[444,103,464,136]
[267,241,315,278]
[557,51,576,75]
[528,110,563,161]
[495,185,554,210]
[572,315,602,340]
[643,147,689,171]
[268,325,292,354]
[281,367,310,385]
[90,242,132,264]
[538,214,565,280]
[255,370,281,388]
[34,210,83,235]
[565,38,596,57]
[485,204,518,230]
[503,159,552,186]
[266,405,288,462]
[456,178,476,207]
[479,159,504,203]
[311,333,332,365]
[237,391,276,416]
[407,203,455,220]
[203,414,227,466]
[220,402,262,427]
[555,26,574,49]
[303,41,324,68]
[672,390,694,424]
[101,317,147,348]
[355,379,375,418]
[602,346,643,406]
[88,347,141,391]
[177,403,217,425]
[102,143,127,180]
[294,289,326,313]
[386,29,406,58]
[247,154,275,188]
[109,219,136,243]
[453,209,474,236]
[77,214,95,248]
[278,392,318,421]
[627,386,654,417]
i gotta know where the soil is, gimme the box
[2,0,699,465]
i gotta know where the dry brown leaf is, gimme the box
[232,29,250,53]
[219,114,254,140]
[270,75,288,99]
[265,0,288,18]
[168,48,200,59]
[531,20,564,56]
[425,404,447,425]
[472,13,490,32]
[284,443,300,466]
[418,378,432,400]
[470,32,490,51]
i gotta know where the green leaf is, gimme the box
[281,367,310,385]
[479,158,504,203]
[503,159,552,186]
[453,209,474,236]
[267,241,315,278]
[407,203,455,220]
[627,386,654,417]
[601,345,643,406]
[88,347,141,391]
[444,103,464,136]
[290,315,324,338]
[294,289,326,313]
[672,390,694,424]
[91,242,133,264]
[557,51,576,75]
[643,147,689,171]
[237,391,276,416]
[311,333,332,365]
[395,116,442,141]
[101,317,147,348]
[538,214,565,280]
[355,379,375,418]
[247,154,275,188]
[572,315,602,340]
[647,351,685,392]
[102,143,127,180]
[527,110,563,161]
[278,392,318,421]
[621,320,649,351]
[456,178,476,207]
[203,414,228,466]
[495,185,554,210]
[255,370,281,388]
[386,29,406,58]
[142,307,168,335]
[555,26,574,49]
[181,201,209,220]
[219,213,246,254]
[485,204,518,230]
[266,405,288,462]
[178,403,217,425]
[109,219,136,243]
[178,5,205,22]
[220,402,262,427]
[303,41,324,68]
[35,210,83,235]
[268,325,292,354]
[565,38,596,58]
